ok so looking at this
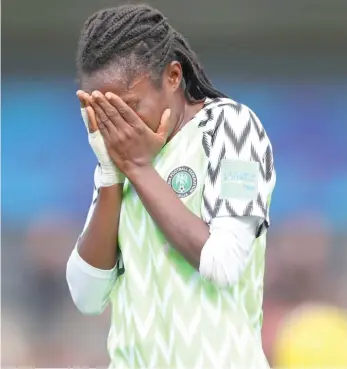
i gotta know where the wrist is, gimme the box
[88,130,124,186]
[124,164,154,184]
[99,163,126,187]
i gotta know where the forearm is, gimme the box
[77,184,123,269]
[127,166,209,268]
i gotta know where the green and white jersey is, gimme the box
[94,98,275,369]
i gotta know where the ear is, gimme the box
[165,61,183,92]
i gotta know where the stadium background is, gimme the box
[2,0,347,366]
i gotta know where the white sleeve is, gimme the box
[66,165,120,315]
[66,248,118,315]
[198,100,276,287]
[199,216,260,287]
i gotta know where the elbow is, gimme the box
[76,302,106,316]
[198,239,248,288]
[199,266,241,288]
[66,269,107,316]
[198,219,256,288]
[70,291,106,316]
[66,251,109,316]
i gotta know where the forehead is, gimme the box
[80,68,152,101]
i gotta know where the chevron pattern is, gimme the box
[93,97,276,368]
[201,130,211,157]
[201,98,275,231]
[198,108,214,128]
[249,110,265,141]
[217,101,243,115]
[264,144,274,183]
[211,110,225,145]
[224,117,252,155]
[207,143,225,186]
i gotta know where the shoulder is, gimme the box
[200,98,271,157]
[202,97,265,136]
[200,98,276,227]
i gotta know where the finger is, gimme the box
[105,92,140,128]
[85,106,98,133]
[82,93,98,133]
[89,93,113,138]
[156,109,171,142]
[78,90,91,133]
[92,91,126,130]
[76,90,85,107]
[77,91,98,133]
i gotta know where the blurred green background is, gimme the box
[2,0,347,367]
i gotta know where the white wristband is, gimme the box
[81,108,125,185]
[88,131,125,185]
[99,163,125,187]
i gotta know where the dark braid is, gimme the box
[77,4,227,102]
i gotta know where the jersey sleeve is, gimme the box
[201,102,276,236]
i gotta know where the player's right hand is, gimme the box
[77,90,98,133]
[77,90,125,186]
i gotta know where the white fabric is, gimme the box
[81,108,125,186]
[199,99,275,230]
[66,248,117,315]
[66,215,260,315]
[199,216,261,287]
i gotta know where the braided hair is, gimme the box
[77,4,227,102]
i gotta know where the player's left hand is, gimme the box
[90,91,171,175]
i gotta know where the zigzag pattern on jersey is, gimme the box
[109,233,269,368]
[106,97,272,369]
[199,98,274,229]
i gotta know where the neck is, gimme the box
[167,99,205,142]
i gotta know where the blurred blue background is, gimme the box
[3,79,347,226]
[2,0,347,367]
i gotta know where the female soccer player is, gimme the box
[66,4,276,369]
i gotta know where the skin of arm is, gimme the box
[126,165,209,268]
[77,184,123,270]
[87,91,210,269]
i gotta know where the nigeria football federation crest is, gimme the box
[167,166,197,198]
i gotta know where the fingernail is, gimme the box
[105,93,112,100]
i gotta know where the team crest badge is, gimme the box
[167,166,197,198]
